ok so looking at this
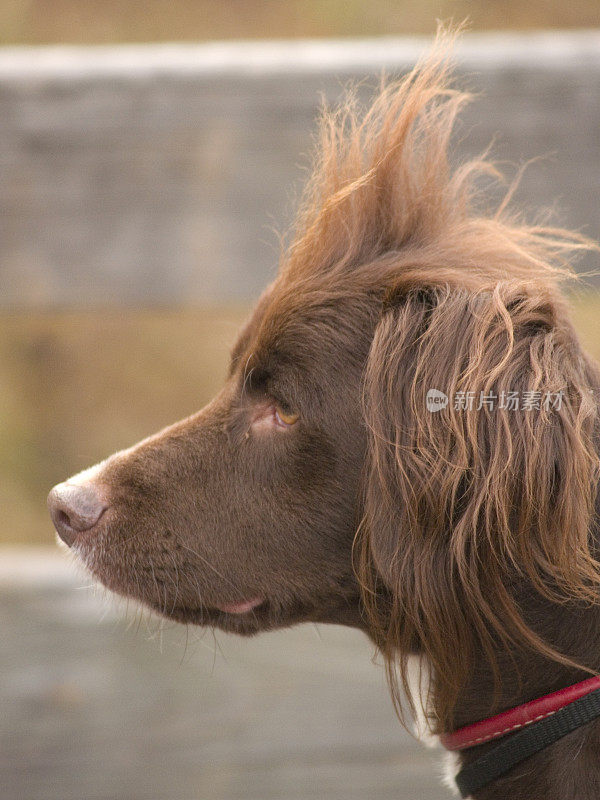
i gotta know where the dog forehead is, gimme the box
[231,271,377,384]
[251,301,330,372]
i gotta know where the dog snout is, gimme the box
[47,482,108,546]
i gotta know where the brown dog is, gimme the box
[48,37,600,800]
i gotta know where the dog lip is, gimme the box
[155,599,270,626]
[214,597,264,614]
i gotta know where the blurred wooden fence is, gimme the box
[1,30,600,309]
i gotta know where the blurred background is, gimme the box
[1,3,600,800]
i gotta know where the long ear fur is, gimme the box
[358,281,600,731]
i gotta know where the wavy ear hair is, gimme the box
[358,279,600,731]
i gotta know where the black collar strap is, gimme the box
[455,687,600,797]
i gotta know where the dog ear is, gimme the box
[358,282,600,728]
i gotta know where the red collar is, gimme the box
[440,675,600,751]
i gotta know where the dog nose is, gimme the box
[47,482,107,546]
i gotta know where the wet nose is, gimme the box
[47,482,107,546]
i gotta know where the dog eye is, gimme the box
[274,406,299,427]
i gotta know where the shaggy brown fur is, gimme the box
[49,32,600,799]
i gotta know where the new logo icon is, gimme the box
[426,389,448,412]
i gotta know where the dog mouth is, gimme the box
[213,597,264,615]
[159,598,271,628]
[66,534,271,629]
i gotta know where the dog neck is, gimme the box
[448,594,600,799]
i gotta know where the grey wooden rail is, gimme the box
[1,30,600,308]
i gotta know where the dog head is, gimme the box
[48,37,600,730]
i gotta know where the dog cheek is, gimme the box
[290,430,338,493]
